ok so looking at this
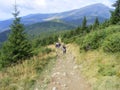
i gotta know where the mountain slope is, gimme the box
[0,3,113,44]
[60,3,111,25]
[0,21,75,44]
[0,3,112,32]
[0,30,10,43]
[25,21,75,36]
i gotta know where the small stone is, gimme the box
[35,88,38,90]
[70,72,74,75]
[56,82,60,85]
[53,82,56,85]
[52,72,60,77]
[56,72,60,75]
[52,87,57,90]
[73,65,78,69]
[62,84,67,87]
[63,72,67,76]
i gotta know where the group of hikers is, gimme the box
[55,42,66,54]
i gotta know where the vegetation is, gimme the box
[76,25,120,52]
[26,21,75,37]
[0,5,33,68]
[93,17,100,30]
[0,7,57,89]
[69,44,120,90]
[102,33,120,53]
[0,46,56,90]
[62,1,120,89]
[110,0,120,24]
[0,1,120,90]
[82,16,87,30]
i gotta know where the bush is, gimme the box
[98,64,116,76]
[102,33,120,53]
[41,48,52,54]
[105,26,120,35]
[80,31,106,51]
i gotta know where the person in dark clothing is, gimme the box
[62,45,66,54]
[55,42,61,48]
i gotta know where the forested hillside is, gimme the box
[25,21,75,36]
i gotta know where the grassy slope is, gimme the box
[69,43,120,90]
[0,46,56,90]
[70,25,120,90]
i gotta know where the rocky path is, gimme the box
[46,45,91,90]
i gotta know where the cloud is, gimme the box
[0,0,115,20]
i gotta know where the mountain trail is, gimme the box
[46,44,91,90]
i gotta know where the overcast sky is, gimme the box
[0,0,115,21]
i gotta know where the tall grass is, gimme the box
[0,47,56,90]
[69,44,120,90]
[71,25,120,90]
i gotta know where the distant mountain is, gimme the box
[25,21,75,36]
[60,3,111,25]
[0,20,75,44]
[0,30,10,44]
[0,19,12,32]
[0,3,113,45]
[0,3,112,32]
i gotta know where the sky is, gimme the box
[0,0,115,21]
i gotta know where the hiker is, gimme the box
[55,42,61,48]
[62,45,66,54]
[55,42,61,56]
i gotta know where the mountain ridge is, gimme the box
[0,3,112,32]
[0,3,113,44]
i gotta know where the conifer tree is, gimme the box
[82,16,87,30]
[81,16,88,33]
[0,4,32,67]
[93,17,99,29]
[110,0,120,24]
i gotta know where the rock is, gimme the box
[73,65,78,69]
[56,72,60,75]
[52,72,60,77]
[63,72,67,76]
[53,82,56,85]
[52,87,57,90]
[56,82,60,85]
[70,72,74,75]
[35,88,38,90]
[62,84,67,87]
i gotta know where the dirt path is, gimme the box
[46,45,91,90]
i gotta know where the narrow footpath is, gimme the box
[46,45,91,90]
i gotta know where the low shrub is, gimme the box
[41,48,52,54]
[102,33,120,53]
[80,31,106,51]
[98,64,116,76]
[76,25,120,52]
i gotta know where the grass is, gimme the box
[68,43,120,90]
[0,46,56,90]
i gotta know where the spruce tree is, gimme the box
[82,16,88,33]
[110,0,120,24]
[93,17,99,29]
[0,5,32,67]
[82,16,87,30]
